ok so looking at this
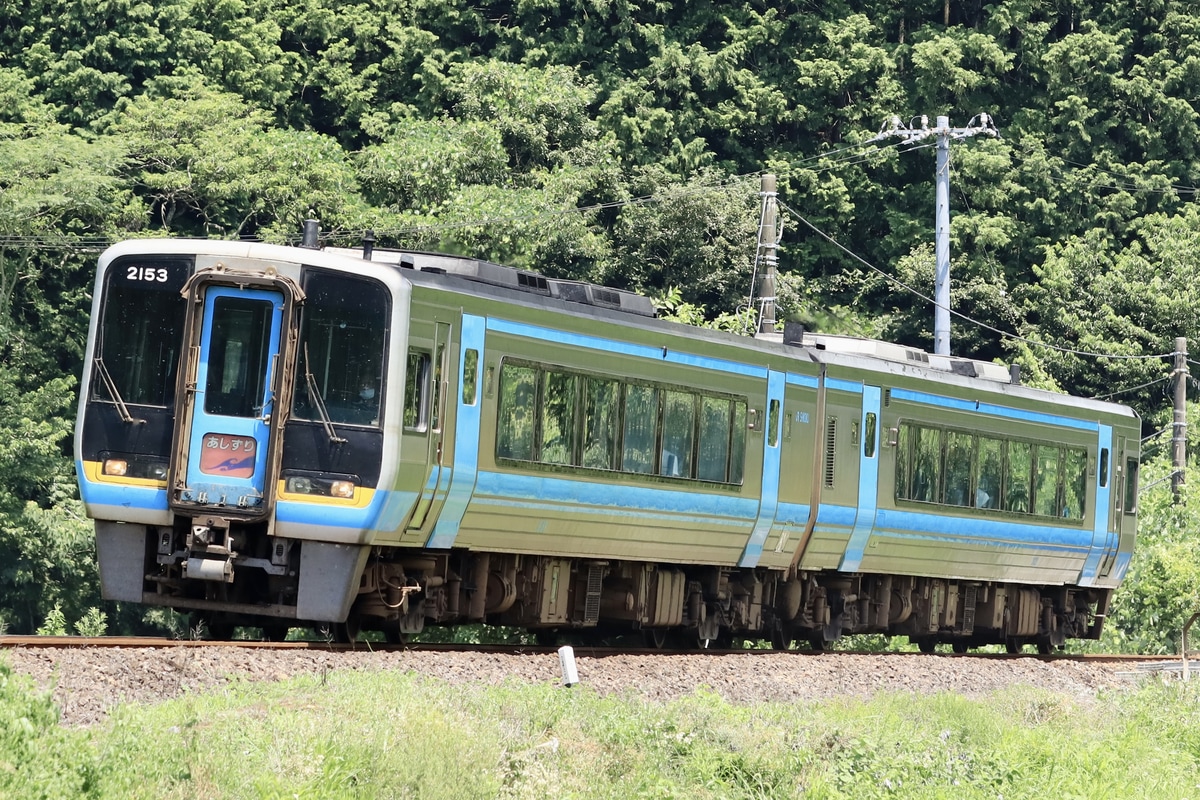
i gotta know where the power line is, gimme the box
[777,199,1177,362]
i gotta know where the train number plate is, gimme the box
[199,433,257,477]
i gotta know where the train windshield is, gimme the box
[292,270,389,426]
[94,260,189,406]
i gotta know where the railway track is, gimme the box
[0,634,1181,665]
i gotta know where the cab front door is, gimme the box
[171,271,301,522]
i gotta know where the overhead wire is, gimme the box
[776,198,1179,362]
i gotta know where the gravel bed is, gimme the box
[2,645,1150,727]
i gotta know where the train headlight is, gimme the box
[283,473,359,499]
[100,455,169,481]
[286,477,313,494]
[103,458,129,476]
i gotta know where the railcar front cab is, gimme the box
[80,246,393,631]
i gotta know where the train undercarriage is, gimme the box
[137,517,1109,652]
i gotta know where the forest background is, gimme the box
[2,0,1200,650]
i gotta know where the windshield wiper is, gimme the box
[302,345,346,444]
[93,358,144,424]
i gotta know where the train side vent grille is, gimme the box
[592,287,621,308]
[962,584,978,635]
[824,418,837,488]
[517,272,549,291]
[906,351,929,364]
[883,388,891,406]
[584,564,604,624]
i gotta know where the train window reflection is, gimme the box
[622,385,657,474]
[292,271,388,427]
[895,421,1088,522]
[96,260,188,407]
[582,378,619,470]
[403,350,431,430]
[540,371,576,465]
[205,297,272,418]
[494,360,746,485]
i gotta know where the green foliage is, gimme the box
[12,670,1200,798]
[0,660,101,798]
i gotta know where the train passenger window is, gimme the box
[1006,442,1032,513]
[1062,448,1087,519]
[863,412,877,459]
[540,371,577,465]
[729,402,747,484]
[1034,446,1061,517]
[622,385,658,474]
[582,378,619,470]
[910,426,939,503]
[1098,448,1109,488]
[943,431,973,507]
[1124,458,1139,514]
[292,271,388,427]
[205,297,273,418]
[767,400,781,449]
[96,259,189,407]
[976,437,1002,509]
[661,390,695,477]
[895,425,912,499]
[496,364,536,460]
[698,397,733,482]
[462,349,479,406]
[403,350,431,430]
[432,344,445,431]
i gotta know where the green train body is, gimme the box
[76,238,1139,650]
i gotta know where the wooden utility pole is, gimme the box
[1173,336,1188,502]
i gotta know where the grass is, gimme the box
[3,658,1200,799]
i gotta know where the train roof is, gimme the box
[98,238,1138,421]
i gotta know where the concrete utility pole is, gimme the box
[756,173,780,335]
[873,114,999,355]
[1173,336,1188,503]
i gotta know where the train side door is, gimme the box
[173,284,286,515]
[404,320,453,534]
[839,384,881,572]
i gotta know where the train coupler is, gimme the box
[183,518,237,582]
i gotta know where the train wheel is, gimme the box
[1035,636,1054,655]
[643,628,671,650]
[771,628,795,651]
[808,634,827,652]
[1005,637,1024,654]
[951,640,969,654]
[917,637,937,654]
[261,625,290,642]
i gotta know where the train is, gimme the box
[75,234,1140,652]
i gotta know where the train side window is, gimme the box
[1098,448,1109,488]
[729,401,747,484]
[1062,447,1087,519]
[622,384,658,474]
[863,412,877,458]
[496,364,536,460]
[1006,441,1032,513]
[660,390,696,478]
[461,349,479,405]
[976,437,1002,509]
[698,397,732,482]
[895,424,912,500]
[767,399,781,449]
[1034,446,1061,517]
[582,377,620,470]
[403,350,431,430]
[910,426,939,503]
[943,431,973,507]
[431,344,445,431]
[540,370,577,465]
[1124,458,1139,514]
